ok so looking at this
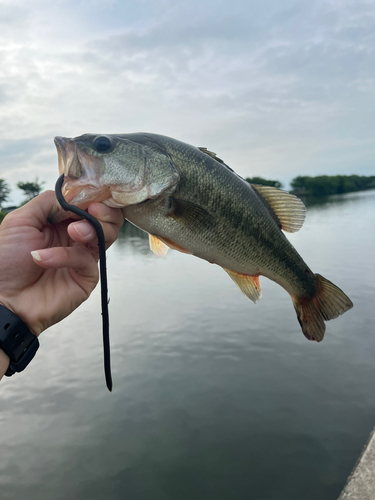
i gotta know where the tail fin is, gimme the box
[292,274,353,342]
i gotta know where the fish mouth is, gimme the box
[49,137,110,224]
[54,136,82,179]
[48,136,153,224]
[48,183,112,224]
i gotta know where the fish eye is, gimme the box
[93,135,113,153]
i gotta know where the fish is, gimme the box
[49,132,353,341]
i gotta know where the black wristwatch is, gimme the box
[0,305,39,376]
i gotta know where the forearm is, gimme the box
[0,349,10,380]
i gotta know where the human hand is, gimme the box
[0,190,123,338]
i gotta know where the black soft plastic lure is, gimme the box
[54,174,112,392]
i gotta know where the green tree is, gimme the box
[0,179,11,210]
[17,177,45,203]
[290,175,375,196]
[290,176,309,191]
[245,176,283,188]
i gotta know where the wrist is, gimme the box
[0,299,41,337]
[0,304,40,377]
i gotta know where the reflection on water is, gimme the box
[116,220,150,254]
[1,190,375,500]
[299,188,375,209]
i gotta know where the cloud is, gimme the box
[0,0,374,204]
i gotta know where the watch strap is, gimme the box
[0,305,39,376]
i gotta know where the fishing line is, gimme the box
[54,174,112,392]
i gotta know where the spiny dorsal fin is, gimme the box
[251,184,306,233]
[224,269,262,304]
[198,147,226,164]
[198,147,235,173]
[149,234,169,258]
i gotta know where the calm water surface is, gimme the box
[1,190,374,500]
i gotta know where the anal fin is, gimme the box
[224,269,262,303]
[149,234,169,258]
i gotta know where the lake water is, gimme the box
[1,189,374,500]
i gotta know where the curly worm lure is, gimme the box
[54,174,112,392]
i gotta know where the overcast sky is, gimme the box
[0,0,374,205]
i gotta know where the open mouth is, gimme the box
[54,136,83,179]
[49,135,161,224]
[48,137,110,223]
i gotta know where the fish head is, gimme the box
[48,133,180,223]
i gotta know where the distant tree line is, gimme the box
[244,174,375,197]
[290,175,375,197]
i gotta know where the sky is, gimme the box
[0,0,374,205]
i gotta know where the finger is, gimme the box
[68,220,96,242]
[67,203,123,250]
[88,204,123,250]
[68,219,120,251]
[31,246,98,274]
[88,203,124,230]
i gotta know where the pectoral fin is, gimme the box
[168,198,215,232]
[149,234,169,258]
[224,269,262,304]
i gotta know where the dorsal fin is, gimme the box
[198,147,226,164]
[251,184,306,233]
[149,234,169,257]
[224,269,262,304]
[198,147,235,173]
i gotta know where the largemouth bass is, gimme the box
[49,133,353,341]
